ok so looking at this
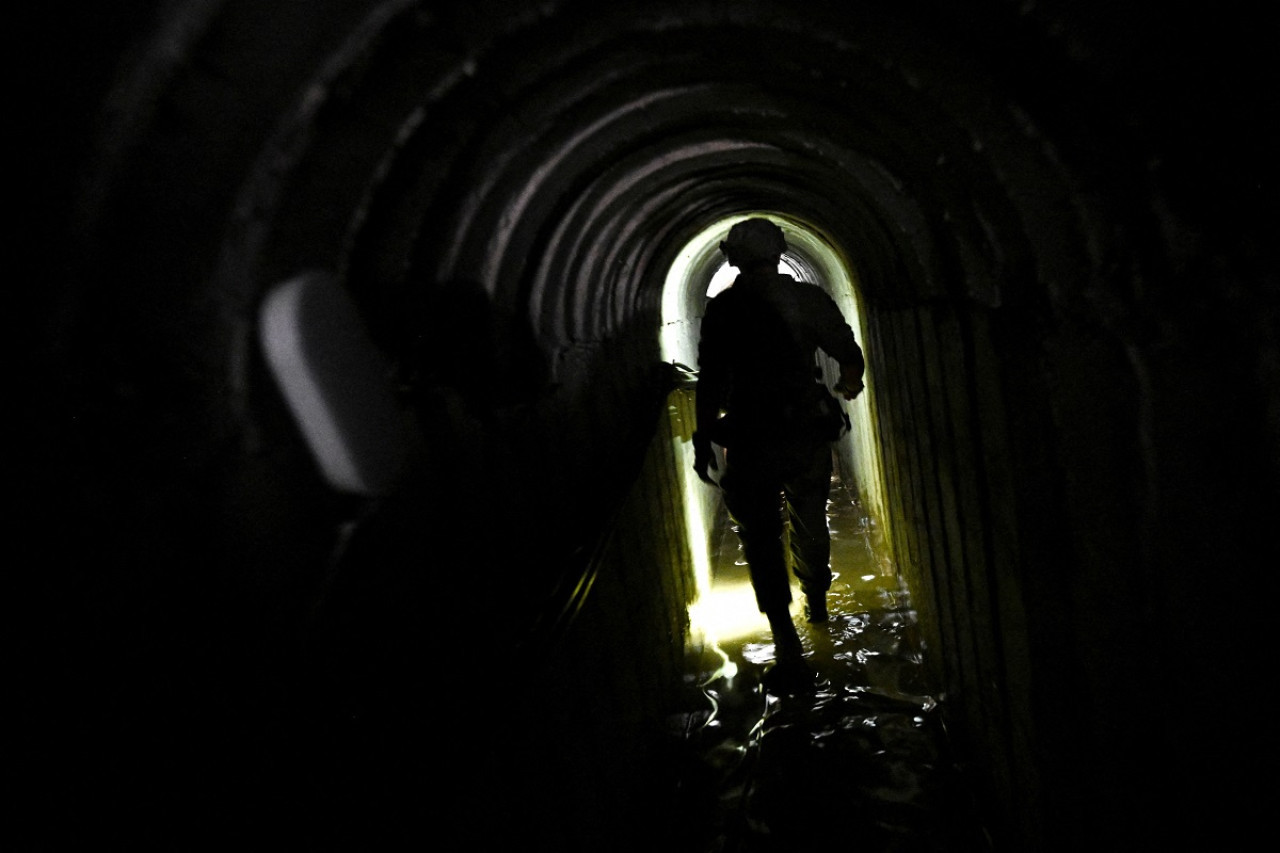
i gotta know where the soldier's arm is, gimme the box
[806,288,865,397]
[694,302,728,436]
[692,301,730,481]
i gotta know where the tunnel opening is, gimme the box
[648,212,979,851]
[660,212,892,644]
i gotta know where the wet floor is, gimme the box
[666,471,994,853]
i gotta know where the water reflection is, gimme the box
[671,473,990,852]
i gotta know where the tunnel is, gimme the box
[22,1,1278,850]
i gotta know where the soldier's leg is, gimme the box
[723,455,811,680]
[785,444,834,622]
[722,470,791,616]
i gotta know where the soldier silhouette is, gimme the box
[693,218,865,690]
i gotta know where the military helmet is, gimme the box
[720,218,786,265]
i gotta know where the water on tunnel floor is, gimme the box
[666,469,992,853]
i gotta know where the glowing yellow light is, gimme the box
[689,579,772,645]
[674,426,714,600]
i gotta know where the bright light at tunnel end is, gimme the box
[705,258,801,299]
[663,211,888,678]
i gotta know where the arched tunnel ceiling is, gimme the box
[45,0,1273,482]
[195,0,1105,366]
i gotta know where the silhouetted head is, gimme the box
[719,218,786,269]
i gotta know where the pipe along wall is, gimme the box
[25,1,1277,850]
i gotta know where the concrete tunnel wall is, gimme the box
[24,0,1277,850]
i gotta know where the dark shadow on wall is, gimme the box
[405,279,553,422]
[286,300,691,850]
